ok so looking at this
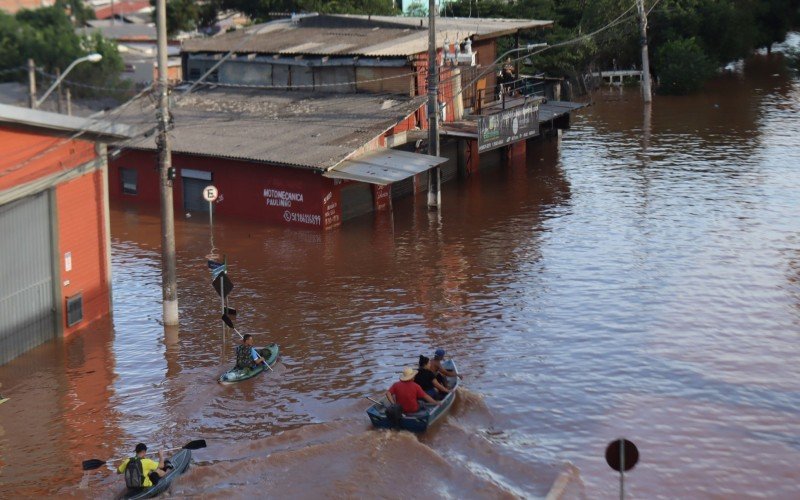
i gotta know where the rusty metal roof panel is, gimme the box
[117,89,426,170]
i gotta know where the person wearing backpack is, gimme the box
[117,443,167,488]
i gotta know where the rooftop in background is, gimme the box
[92,0,151,20]
[117,88,426,169]
[183,13,553,58]
[0,102,134,141]
[78,23,157,42]
[0,0,52,14]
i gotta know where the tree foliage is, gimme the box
[446,0,800,94]
[655,37,715,94]
[0,7,127,97]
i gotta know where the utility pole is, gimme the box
[157,0,179,325]
[637,0,653,103]
[426,0,441,209]
[28,59,36,109]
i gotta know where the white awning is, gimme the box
[323,149,448,186]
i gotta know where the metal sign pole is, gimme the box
[620,438,625,500]
[221,255,227,340]
[606,438,638,500]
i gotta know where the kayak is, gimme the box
[0,397,8,405]
[218,344,279,384]
[122,448,191,499]
[366,360,459,432]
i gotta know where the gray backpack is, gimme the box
[124,457,145,488]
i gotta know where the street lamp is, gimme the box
[34,53,103,109]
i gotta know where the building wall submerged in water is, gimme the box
[110,14,580,228]
[0,104,132,364]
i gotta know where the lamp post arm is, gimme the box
[35,55,96,108]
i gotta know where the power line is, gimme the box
[35,69,143,94]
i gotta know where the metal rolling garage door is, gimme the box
[182,169,212,213]
[391,176,415,200]
[0,192,55,365]
[340,182,374,221]
[182,178,209,212]
[439,141,458,183]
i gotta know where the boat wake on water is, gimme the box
[104,389,579,499]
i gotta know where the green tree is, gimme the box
[405,2,427,17]
[0,7,128,97]
[55,0,96,25]
[753,0,800,53]
[655,37,715,94]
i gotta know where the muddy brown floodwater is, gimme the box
[2,43,800,499]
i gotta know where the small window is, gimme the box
[66,293,83,327]
[120,167,138,195]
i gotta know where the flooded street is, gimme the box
[2,49,800,498]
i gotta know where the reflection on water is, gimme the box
[2,51,800,498]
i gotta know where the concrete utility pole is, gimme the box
[28,59,36,109]
[637,0,653,103]
[426,0,441,209]
[156,0,179,325]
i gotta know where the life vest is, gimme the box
[124,457,145,488]
[235,345,254,369]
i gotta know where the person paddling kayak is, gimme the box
[235,334,265,370]
[117,443,170,489]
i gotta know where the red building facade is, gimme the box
[0,104,132,364]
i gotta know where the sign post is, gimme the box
[203,185,219,226]
[605,438,639,500]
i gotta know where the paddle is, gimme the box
[365,396,386,408]
[81,439,207,471]
[221,314,274,372]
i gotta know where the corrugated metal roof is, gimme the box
[323,148,447,185]
[183,14,552,58]
[0,103,134,140]
[118,88,426,170]
[77,24,156,41]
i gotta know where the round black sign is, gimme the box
[605,438,639,472]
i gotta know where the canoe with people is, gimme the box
[366,348,461,432]
[81,440,206,499]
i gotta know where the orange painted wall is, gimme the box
[56,169,110,336]
[0,126,96,191]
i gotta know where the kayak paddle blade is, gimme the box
[183,439,207,450]
[82,459,106,471]
[221,314,234,329]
